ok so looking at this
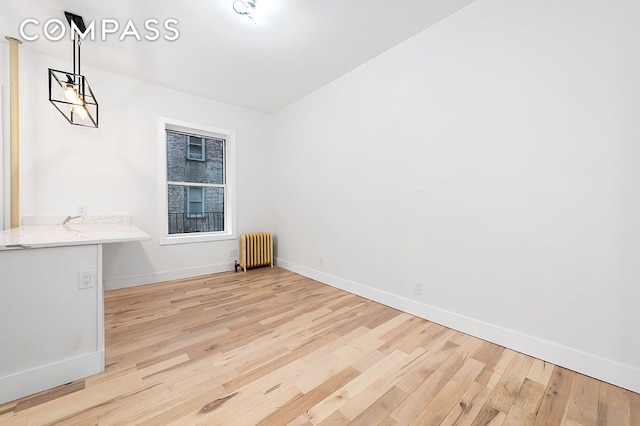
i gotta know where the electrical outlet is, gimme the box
[78,205,87,216]
[414,281,423,296]
[230,248,238,258]
[79,270,95,289]
[319,258,324,268]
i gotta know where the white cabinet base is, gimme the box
[0,245,104,404]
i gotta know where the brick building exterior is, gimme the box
[166,131,225,233]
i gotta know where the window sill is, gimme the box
[160,231,236,245]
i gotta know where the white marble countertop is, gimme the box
[0,216,150,250]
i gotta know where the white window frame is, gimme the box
[187,135,205,161]
[159,117,237,245]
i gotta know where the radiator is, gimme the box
[239,232,273,272]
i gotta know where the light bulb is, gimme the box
[63,83,80,103]
[72,104,88,120]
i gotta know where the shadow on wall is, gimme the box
[102,241,154,289]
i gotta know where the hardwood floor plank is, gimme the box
[527,359,555,387]
[439,381,491,426]
[389,368,450,423]
[597,401,608,426]
[565,373,600,426]
[486,352,534,414]
[600,381,630,414]
[255,367,360,426]
[95,383,173,424]
[350,386,407,426]
[317,410,351,425]
[5,375,144,425]
[345,366,436,421]
[305,349,407,424]
[513,378,546,415]
[472,341,504,364]
[475,347,515,390]
[138,385,234,425]
[221,336,329,393]
[394,330,459,393]
[533,366,576,426]
[13,381,85,413]
[503,404,535,426]
[0,267,637,425]
[289,414,314,426]
[173,386,301,426]
[602,405,629,426]
[422,357,485,419]
[470,404,506,426]
[409,408,444,426]
[629,389,640,426]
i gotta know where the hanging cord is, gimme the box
[74,36,84,101]
[77,37,81,76]
[72,32,76,79]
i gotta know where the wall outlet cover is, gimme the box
[79,270,95,289]
[414,281,423,296]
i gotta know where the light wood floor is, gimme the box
[1,267,638,425]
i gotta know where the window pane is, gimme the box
[189,135,203,147]
[188,144,203,160]
[167,131,187,182]
[168,184,225,234]
[188,136,204,160]
[167,130,224,184]
[187,187,203,217]
[188,187,203,202]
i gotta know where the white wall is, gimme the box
[0,45,273,289]
[272,0,640,392]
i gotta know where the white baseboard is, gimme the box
[0,351,104,405]
[104,262,235,290]
[276,258,640,394]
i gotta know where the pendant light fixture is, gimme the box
[48,12,98,128]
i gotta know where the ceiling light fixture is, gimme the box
[233,0,257,21]
[48,11,99,128]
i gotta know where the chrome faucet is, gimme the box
[62,215,82,225]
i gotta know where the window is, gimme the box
[160,118,236,244]
[187,187,204,217]
[187,136,204,161]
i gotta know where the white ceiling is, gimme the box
[0,0,477,113]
